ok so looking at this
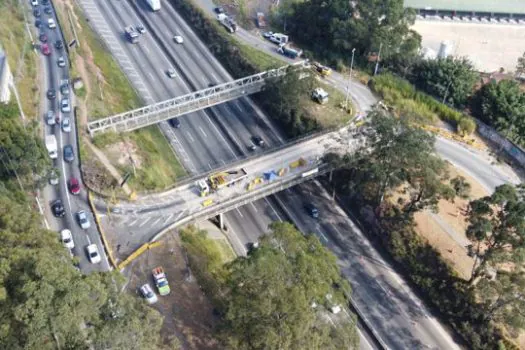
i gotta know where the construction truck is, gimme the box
[312,88,329,104]
[278,43,302,59]
[256,12,266,28]
[125,26,139,44]
[217,13,238,33]
[209,168,248,191]
[152,267,170,296]
[197,179,210,197]
[313,62,332,77]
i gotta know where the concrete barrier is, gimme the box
[87,191,117,268]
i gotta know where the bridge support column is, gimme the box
[219,213,225,231]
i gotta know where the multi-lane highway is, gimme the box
[34,0,109,272]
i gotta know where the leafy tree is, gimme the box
[220,222,358,350]
[411,57,477,108]
[515,51,525,78]
[450,176,471,199]
[466,184,525,284]
[471,79,525,143]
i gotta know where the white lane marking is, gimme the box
[210,72,218,81]
[185,131,195,142]
[163,213,174,225]
[138,217,151,228]
[250,202,258,212]
[317,229,329,242]
[151,217,162,227]
[208,163,212,170]
[173,210,185,223]
[199,126,207,138]
[86,235,91,245]
[235,208,244,218]
[264,197,282,222]
[234,101,243,114]
[127,218,139,226]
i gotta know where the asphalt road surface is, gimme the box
[35,1,110,273]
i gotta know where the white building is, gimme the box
[0,46,13,103]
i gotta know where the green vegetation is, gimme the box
[370,73,476,134]
[180,223,358,349]
[327,108,523,349]
[0,0,39,118]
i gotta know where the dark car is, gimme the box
[214,7,224,14]
[208,82,218,88]
[63,145,74,163]
[33,8,41,17]
[51,200,66,218]
[42,0,49,4]
[304,203,319,219]
[54,40,63,50]
[252,135,264,147]
[60,82,69,96]
[44,6,52,14]
[46,88,56,99]
[169,118,180,128]
[39,33,48,42]
[68,177,80,195]
[35,19,42,28]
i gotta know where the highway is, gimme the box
[35,1,109,273]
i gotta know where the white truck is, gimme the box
[146,0,161,11]
[45,135,58,159]
[217,13,237,33]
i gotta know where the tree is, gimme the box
[515,51,525,78]
[466,184,525,284]
[471,79,525,143]
[411,57,477,108]
[220,222,358,350]
[450,176,471,199]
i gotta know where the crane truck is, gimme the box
[152,267,170,296]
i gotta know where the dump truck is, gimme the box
[217,13,237,33]
[278,43,302,59]
[256,12,266,28]
[125,26,139,44]
[209,168,248,191]
[152,267,170,296]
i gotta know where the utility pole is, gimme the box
[374,43,383,76]
[345,48,356,109]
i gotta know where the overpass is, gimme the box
[87,61,309,136]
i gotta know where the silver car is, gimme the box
[61,117,71,133]
[46,110,55,126]
[77,210,91,230]
[139,284,158,304]
[61,98,71,113]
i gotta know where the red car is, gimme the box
[68,178,81,195]
[41,43,51,56]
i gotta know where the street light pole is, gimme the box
[374,42,383,76]
[345,48,356,108]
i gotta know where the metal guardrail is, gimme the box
[87,60,309,136]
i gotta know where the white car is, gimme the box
[61,117,71,132]
[57,56,66,68]
[60,229,75,249]
[31,0,38,6]
[139,284,158,304]
[61,97,71,113]
[86,244,101,264]
[77,210,91,230]
[173,35,183,44]
[47,18,56,29]
[46,110,55,126]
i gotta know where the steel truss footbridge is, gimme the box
[87,61,310,136]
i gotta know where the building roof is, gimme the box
[404,0,525,15]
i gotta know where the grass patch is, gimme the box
[232,40,282,71]
[303,81,354,128]
[0,1,39,118]
[214,238,236,262]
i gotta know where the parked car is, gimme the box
[86,244,101,264]
[169,118,180,128]
[47,18,56,29]
[262,31,274,38]
[136,24,146,34]
[63,144,74,163]
[55,40,63,50]
[68,177,80,195]
[61,97,71,113]
[173,35,183,44]
[51,199,65,218]
[61,117,71,132]
[77,210,91,230]
[46,110,55,126]
[139,284,158,304]
[60,229,75,249]
[57,56,66,67]
[46,88,56,100]
[39,33,48,42]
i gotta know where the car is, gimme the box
[39,33,48,42]
[49,168,59,185]
[60,81,70,96]
[45,110,55,126]
[35,19,42,28]
[169,118,180,128]
[33,8,41,17]
[262,31,274,39]
[252,135,264,147]
[304,203,319,218]
[63,144,74,163]
[61,97,71,113]
[166,68,176,78]
[54,40,63,50]
[31,0,38,6]
[77,210,91,230]
[60,229,75,249]
[246,242,259,253]
[41,43,51,56]
[61,117,71,132]
[68,177,80,195]
[173,35,183,44]
[42,0,48,4]
[139,284,158,304]
[86,244,101,264]
[46,88,56,100]
[47,18,56,29]
[51,200,65,218]
[208,82,217,88]
[136,24,146,34]
[214,7,224,14]
[248,143,256,152]
[57,56,66,67]
[44,6,52,15]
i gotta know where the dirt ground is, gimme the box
[126,232,220,350]
[106,140,143,168]
[413,164,489,280]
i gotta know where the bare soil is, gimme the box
[126,232,220,350]
[106,140,143,169]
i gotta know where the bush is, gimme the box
[458,117,477,136]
